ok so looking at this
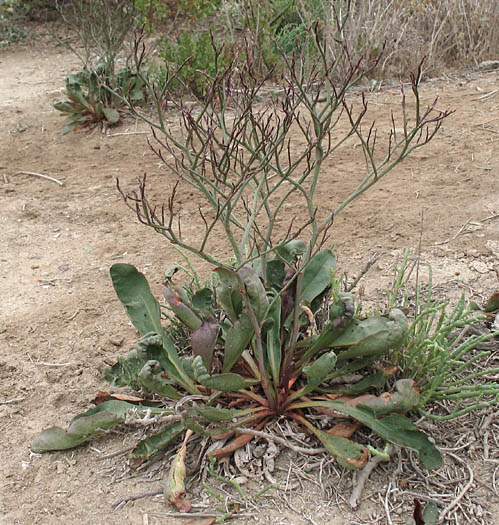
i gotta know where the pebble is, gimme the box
[470,260,489,274]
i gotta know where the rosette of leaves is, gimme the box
[33,247,442,472]
[53,65,145,134]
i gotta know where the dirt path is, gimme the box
[1,39,498,524]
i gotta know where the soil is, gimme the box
[1,33,498,525]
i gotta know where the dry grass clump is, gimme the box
[335,0,499,77]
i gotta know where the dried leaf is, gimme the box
[326,420,361,438]
[92,391,145,404]
[164,432,192,513]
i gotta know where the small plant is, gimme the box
[53,65,145,134]
[157,31,232,99]
[389,251,499,421]
[0,0,25,44]
[52,0,146,133]
[33,10,460,513]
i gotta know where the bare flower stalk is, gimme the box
[111,24,451,279]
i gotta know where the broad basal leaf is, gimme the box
[237,265,269,322]
[31,400,136,453]
[102,107,120,124]
[350,379,420,415]
[303,351,337,386]
[193,355,252,392]
[300,249,336,303]
[332,308,408,361]
[131,422,184,460]
[110,264,163,336]
[138,360,182,399]
[297,415,367,469]
[300,400,442,470]
[223,312,254,372]
[215,267,242,322]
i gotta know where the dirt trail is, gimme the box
[1,39,498,524]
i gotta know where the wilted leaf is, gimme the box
[191,287,213,310]
[214,267,242,322]
[138,360,182,399]
[164,286,202,330]
[164,432,192,512]
[191,318,219,369]
[92,391,145,404]
[237,265,269,322]
[326,420,360,438]
[31,400,135,453]
[131,422,184,460]
[350,379,420,415]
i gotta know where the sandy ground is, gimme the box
[1,35,498,525]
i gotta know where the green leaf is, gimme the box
[191,287,213,310]
[164,286,202,330]
[31,400,135,453]
[215,267,243,322]
[138,360,183,399]
[237,265,269,322]
[300,420,367,469]
[110,264,199,394]
[276,240,307,263]
[70,400,137,422]
[110,263,162,336]
[131,423,184,460]
[303,400,442,469]
[300,249,336,303]
[355,379,420,415]
[103,348,145,389]
[191,318,219,369]
[266,259,285,289]
[303,351,337,386]
[193,355,251,392]
[190,406,252,422]
[223,312,254,372]
[102,107,120,123]
[266,295,282,386]
[334,369,387,395]
[333,308,408,361]
[53,100,76,113]
[422,502,439,524]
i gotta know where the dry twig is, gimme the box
[233,427,326,455]
[438,453,474,523]
[14,171,64,186]
[349,449,391,509]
